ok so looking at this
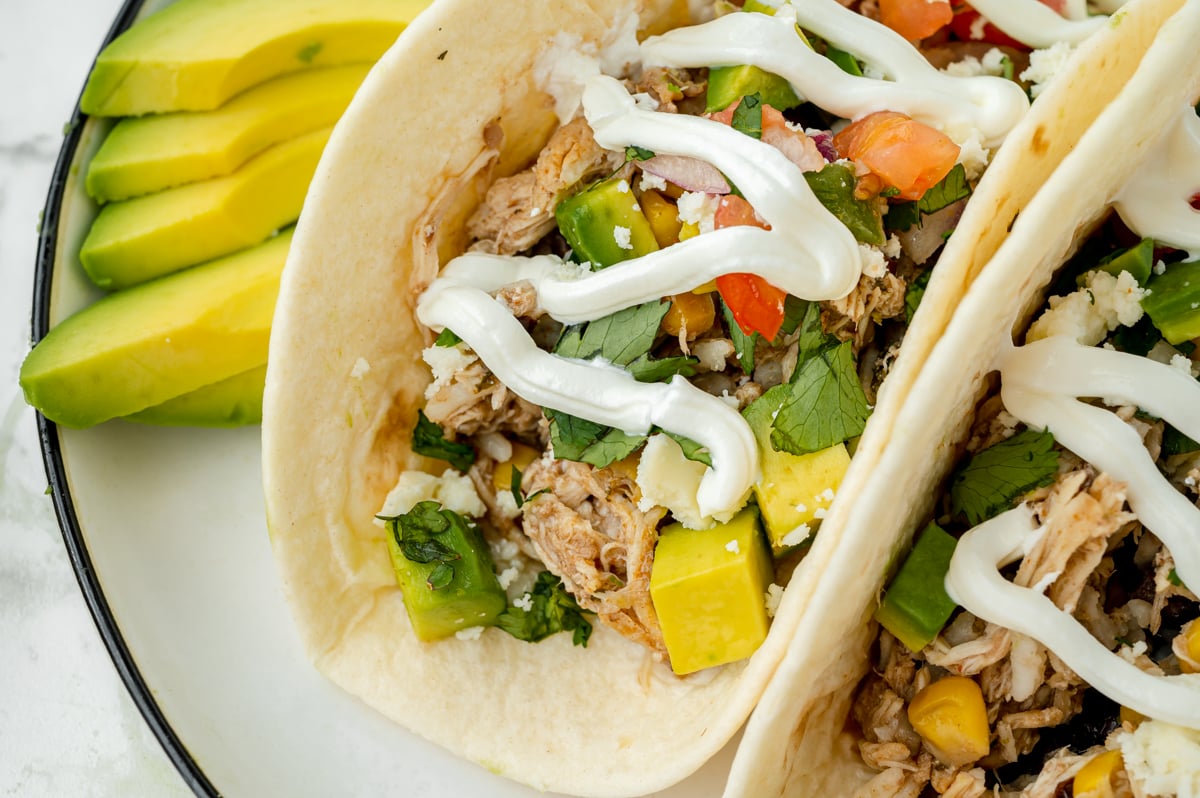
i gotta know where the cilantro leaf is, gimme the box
[720,298,757,375]
[777,294,809,338]
[950,429,1060,525]
[905,267,932,324]
[625,353,698,383]
[1168,568,1183,588]
[803,163,885,245]
[554,301,669,367]
[663,431,713,467]
[885,201,922,233]
[770,341,870,455]
[434,328,462,347]
[886,164,972,232]
[825,45,863,77]
[509,465,549,509]
[412,410,476,472]
[791,300,837,367]
[545,408,645,468]
[626,145,655,162]
[731,92,763,140]
[381,500,471,591]
[497,571,594,647]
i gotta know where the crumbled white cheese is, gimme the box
[613,225,633,250]
[882,234,902,261]
[350,357,371,379]
[454,626,485,641]
[494,488,521,520]
[492,537,520,563]
[693,338,735,372]
[859,244,888,279]
[1120,720,1200,797]
[636,433,714,530]
[421,343,476,400]
[813,507,827,520]
[1026,269,1146,346]
[862,62,887,81]
[497,566,521,590]
[819,488,835,503]
[794,503,807,514]
[1171,354,1199,378]
[676,191,719,234]
[956,128,990,180]
[638,171,667,192]
[780,523,811,548]
[616,179,631,194]
[1154,259,1168,276]
[969,14,988,41]
[375,468,486,522]
[1020,41,1075,99]
[513,593,534,612]
[942,56,987,78]
[765,583,785,618]
[725,539,740,554]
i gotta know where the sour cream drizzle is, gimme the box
[967,0,1111,48]
[639,0,1029,146]
[946,504,1200,730]
[1114,106,1200,255]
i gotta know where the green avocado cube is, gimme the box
[385,503,507,642]
[1142,259,1200,345]
[1096,237,1153,286]
[875,523,960,653]
[555,177,660,269]
[650,507,774,675]
[705,65,802,114]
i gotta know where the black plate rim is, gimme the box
[30,2,221,795]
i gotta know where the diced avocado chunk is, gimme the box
[804,163,885,245]
[384,501,507,642]
[706,65,802,113]
[875,523,959,653]
[1096,238,1153,286]
[555,177,659,269]
[743,385,852,551]
[650,507,773,675]
[1142,259,1200,345]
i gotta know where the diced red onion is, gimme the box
[810,131,838,163]
[640,154,730,194]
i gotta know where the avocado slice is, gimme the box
[21,230,291,428]
[743,385,852,551]
[1095,237,1153,286]
[125,364,266,427]
[1142,259,1200,345]
[649,507,773,675]
[87,64,370,203]
[384,502,507,642]
[555,177,660,269]
[80,0,428,117]
[706,66,802,114]
[80,126,328,289]
[875,523,959,653]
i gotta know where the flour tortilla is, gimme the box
[260,0,1183,795]
[722,2,1200,796]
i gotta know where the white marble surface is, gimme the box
[0,1,192,795]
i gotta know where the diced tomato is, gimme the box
[713,195,787,340]
[833,111,960,201]
[949,0,1066,48]
[878,0,953,42]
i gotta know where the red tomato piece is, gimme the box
[832,111,960,201]
[713,195,787,340]
[878,0,953,41]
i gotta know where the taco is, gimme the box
[261,0,1177,794]
[724,2,1200,796]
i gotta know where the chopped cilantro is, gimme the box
[509,466,548,509]
[731,92,763,140]
[886,164,972,232]
[771,341,870,455]
[545,408,644,468]
[434,328,462,347]
[1000,55,1014,81]
[905,268,933,324]
[720,298,757,375]
[825,45,863,77]
[950,429,1060,525]
[381,501,465,591]
[664,431,713,467]
[412,410,475,472]
[554,301,668,367]
[1162,424,1200,456]
[296,42,322,64]
[497,571,593,647]
[625,353,698,383]
[879,186,901,198]
[1168,568,1183,587]
[791,300,838,366]
[804,163,885,245]
[885,201,922,233]
[625,145,655,162]
[777,294,809,339]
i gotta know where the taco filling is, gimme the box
[379,0,1076,675]
[855,102,1200,797]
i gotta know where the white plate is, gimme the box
[34,2,739,795]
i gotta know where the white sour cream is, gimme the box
[1114,105,1200,256]
[967,0,1111,48]
[639,0,1029,146]
[946,504,1200,730]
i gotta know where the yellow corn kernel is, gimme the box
[691,279,717,295]
[639,189,683,249]
[491,443,540,492]
[662,293,716,340]
[679,221,700,241]
[907,676,991,768]
[1119,705,1148,729]
[1073,750,1124,798]
[1178,618,1200,674]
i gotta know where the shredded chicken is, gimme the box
[632,66,705,114]
[424,350,546,440]
[520,458,668,655]
[467,118,622,255]
[821,272,907,351]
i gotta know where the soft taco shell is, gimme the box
[720,1,1200,795]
